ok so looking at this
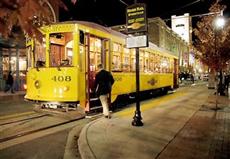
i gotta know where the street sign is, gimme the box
[126,3,147,126]
[126,3,147,34]
[126,35,148,48]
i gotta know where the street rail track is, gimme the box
[0,115,85,143]
[0,114,50,126]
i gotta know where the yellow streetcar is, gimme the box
[25,21,178,112]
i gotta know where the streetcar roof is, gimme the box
[44,21,127,39]
[78,21,127,38]
[40,21,178,58]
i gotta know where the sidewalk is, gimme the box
[0,91,25,96]
[179,80,207,87]
[77,87,230,159]
[0,91,25,100]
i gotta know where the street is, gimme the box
[0,83,229,159]
[0,92,90,159]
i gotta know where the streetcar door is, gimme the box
[85,34,110,111]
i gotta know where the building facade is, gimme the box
[0,38,26,91]
[0,0,58,91]
[112,17,190,73]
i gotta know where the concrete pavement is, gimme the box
[1,85,230,159]
[0,90,25,96]
[0,91,25,101]
[76,86,230,159]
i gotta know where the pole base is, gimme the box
[132,110,143,126]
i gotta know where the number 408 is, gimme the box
[52,76,71,82]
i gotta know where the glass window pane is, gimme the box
[35,39,46,67]
[50,32,73,67]
[112,43,122,71]
[27,46,32,69]
[89,36,102,71]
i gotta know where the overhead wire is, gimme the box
[118,0,128,6]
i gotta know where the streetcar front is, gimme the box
[25,24,82,107]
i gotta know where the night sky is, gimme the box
[59,0,230,27]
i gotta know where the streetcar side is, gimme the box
[24,21,178,112]
[110,45,178,103]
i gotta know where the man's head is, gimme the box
[97,64,104,70]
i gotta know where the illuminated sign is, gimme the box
[126,3,147,33]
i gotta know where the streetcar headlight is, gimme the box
[34,80,41,89]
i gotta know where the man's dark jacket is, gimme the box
[6,74,13,85]
[94,69,114,96]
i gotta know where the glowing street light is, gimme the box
[214,16,225,29]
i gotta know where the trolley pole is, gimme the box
[132,47,143,126]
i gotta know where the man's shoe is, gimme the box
[104,115,111,119]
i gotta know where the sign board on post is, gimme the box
[126,3,148,48]
[126,35,148,48]
[126,3,147,34]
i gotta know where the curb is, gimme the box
[78,119,101,159]
[64,126,80,159]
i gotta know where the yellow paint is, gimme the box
[25,67,79,102]
[25,21,178,107]
[116,91,186,117]
[111,73,173,96]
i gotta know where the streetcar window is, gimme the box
[34,39,46,68]
[155,54,161,73]
[149,54,154,72]
[80,30,84,44]
[112,43,122,72]
[130,49,136,72]
[144,60,149,73]
[26,46,32,69]
[139,51,144,72]
[89,37,102,71]
[144,51,150,73]
[122,48,130,72]
[49,32,73,67]
[161,57,168,73]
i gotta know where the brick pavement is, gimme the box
[157,95,230,159]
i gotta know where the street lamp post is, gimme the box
[213,16,225,108]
